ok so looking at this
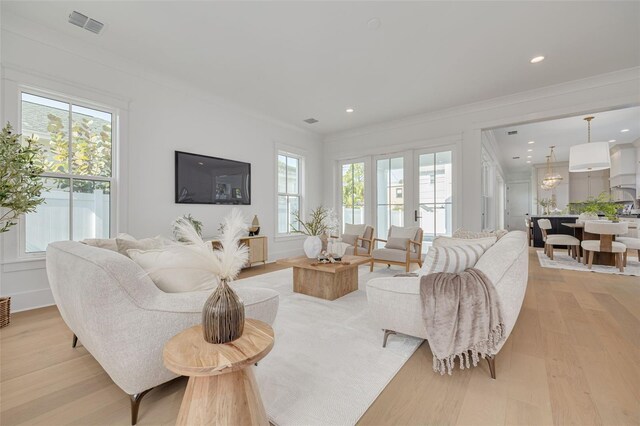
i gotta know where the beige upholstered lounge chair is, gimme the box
[370,226,424,272]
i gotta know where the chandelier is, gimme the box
[540,145,562,190]
[569,116,611,172]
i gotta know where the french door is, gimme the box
[374,148,455,245]
[414,149,454,244]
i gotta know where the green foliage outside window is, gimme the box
[342,163,364,208]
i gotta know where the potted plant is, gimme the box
[291,206,330,258]
[0,123,45,327]
[582,192,620,221]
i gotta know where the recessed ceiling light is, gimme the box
[609,139,616,143]
[527,156,532,158]
[367,17,382,30]
[197,162,204,165]
[526,161,531,164]
[528,140,535,144]
[530,56,545,64]
[346,108,355,113]
[621,129,630,133]
[527,149,533,152]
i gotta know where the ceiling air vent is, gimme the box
[68,11,88,28]
[68,11,104,34]
[507,130,518,135]
[512,156,520,160]
[303,118,319,124]
[84,18,104,34]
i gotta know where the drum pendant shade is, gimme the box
[569,116,610,173]
[569,142,611,172]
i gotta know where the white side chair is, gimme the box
[581,221,628,272]
[537,218,581,261]
[615,236,640,266]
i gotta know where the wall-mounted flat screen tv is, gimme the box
[175,151,251,205]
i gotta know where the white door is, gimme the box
[506,182,530,231]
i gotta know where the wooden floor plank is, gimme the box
[1,250,638,425]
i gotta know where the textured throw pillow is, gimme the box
[385,237,409,250]
[116,237,165,257]
[453,228,508,240]
[82,233,136,252]
[433,236,497,249]
[127,245,219,293]
[342,234,358,246]
[385,226,419,252]
[419,244,487,276]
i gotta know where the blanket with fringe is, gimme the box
[420,268,505,375]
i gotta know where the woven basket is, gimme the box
[0,297,10,328]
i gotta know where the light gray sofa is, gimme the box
[366,231,528,378]
[46,241,279,424]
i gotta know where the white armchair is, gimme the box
[330,224,374,257]
[46,241,279,425]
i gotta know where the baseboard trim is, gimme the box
[3,288,55,313]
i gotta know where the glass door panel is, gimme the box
[376,157,404,240]
[417,150,453,244]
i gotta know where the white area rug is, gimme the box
[235,266,422,426]
[536,250,640,276]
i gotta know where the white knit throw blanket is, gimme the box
[419,268,505,375]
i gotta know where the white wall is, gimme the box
[0,16,323,311]
[322,68,640,230]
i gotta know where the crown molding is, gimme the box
[324,67,640,143]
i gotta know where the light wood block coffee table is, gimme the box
[163,319,274,426]
[276,255,371,300]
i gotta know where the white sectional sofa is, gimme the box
[366,231,528,378]
[46,241,279,425]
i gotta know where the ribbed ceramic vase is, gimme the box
[202,279,245,344]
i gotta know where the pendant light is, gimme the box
[540,146,562,190]
[569,116,611,172]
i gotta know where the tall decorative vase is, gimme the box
[303,235,322,258]
[202,279,245,344]
[249,215,260,236]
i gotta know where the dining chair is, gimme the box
[537,219,581,261]
[581,221,628,272]
[525,217,533,247]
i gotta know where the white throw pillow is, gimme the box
[433,235,497,249]
[385,226,419,252]
[116,237,166,257]
[419,244,487,276]
[453,228,508,240]
[82,233,136,252]
[127,246,219,293]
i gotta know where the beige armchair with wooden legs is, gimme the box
[329,224,374,257]
[370,226,424,272]
[537,219,581,261]
[581,221,628,272]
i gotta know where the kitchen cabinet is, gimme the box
[609,143,637,202]
[569,169,609,202]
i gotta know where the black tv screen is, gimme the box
[175,151,251,205]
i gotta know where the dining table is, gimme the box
[561,222,617,266]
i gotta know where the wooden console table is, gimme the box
[209,235,268,267]
[163,319,274,426]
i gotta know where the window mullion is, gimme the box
[68,105,74,241]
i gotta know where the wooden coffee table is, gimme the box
[163,319,274,426]
[276,255,371,300]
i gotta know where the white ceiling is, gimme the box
[491,106,640,173]
[2,1,639,135]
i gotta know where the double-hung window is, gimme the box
[277,152,302,234]
[21,92,114,253]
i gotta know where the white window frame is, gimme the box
[276,149,305,238]
[337,157,369,232]
[17,86,119,256]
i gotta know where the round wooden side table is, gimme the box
[163,319,274,426]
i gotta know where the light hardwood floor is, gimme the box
[1,250,639,425]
